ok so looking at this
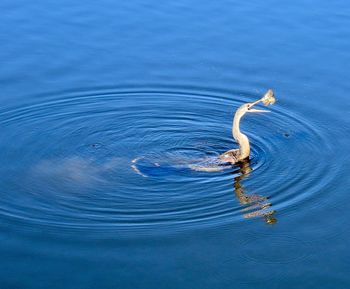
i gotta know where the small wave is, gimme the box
[0,86,341,234]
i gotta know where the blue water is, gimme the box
[1,0,350,288]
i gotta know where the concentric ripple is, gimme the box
[0,87,341,233]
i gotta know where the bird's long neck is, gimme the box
[232,112,250,160]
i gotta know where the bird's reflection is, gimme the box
[233,160,277,224]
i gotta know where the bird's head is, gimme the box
[236,89,275,117]
[236,102,270,118]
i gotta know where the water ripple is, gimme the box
[0,86,340,234]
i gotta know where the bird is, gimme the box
[131,89,276,175]
[219,89,275,164]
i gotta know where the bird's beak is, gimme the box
[250,99,262,106]
[248,108,270,113]
[247,99,270,113]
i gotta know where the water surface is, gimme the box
[1,0,350,288]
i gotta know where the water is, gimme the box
[1,0,350,288]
